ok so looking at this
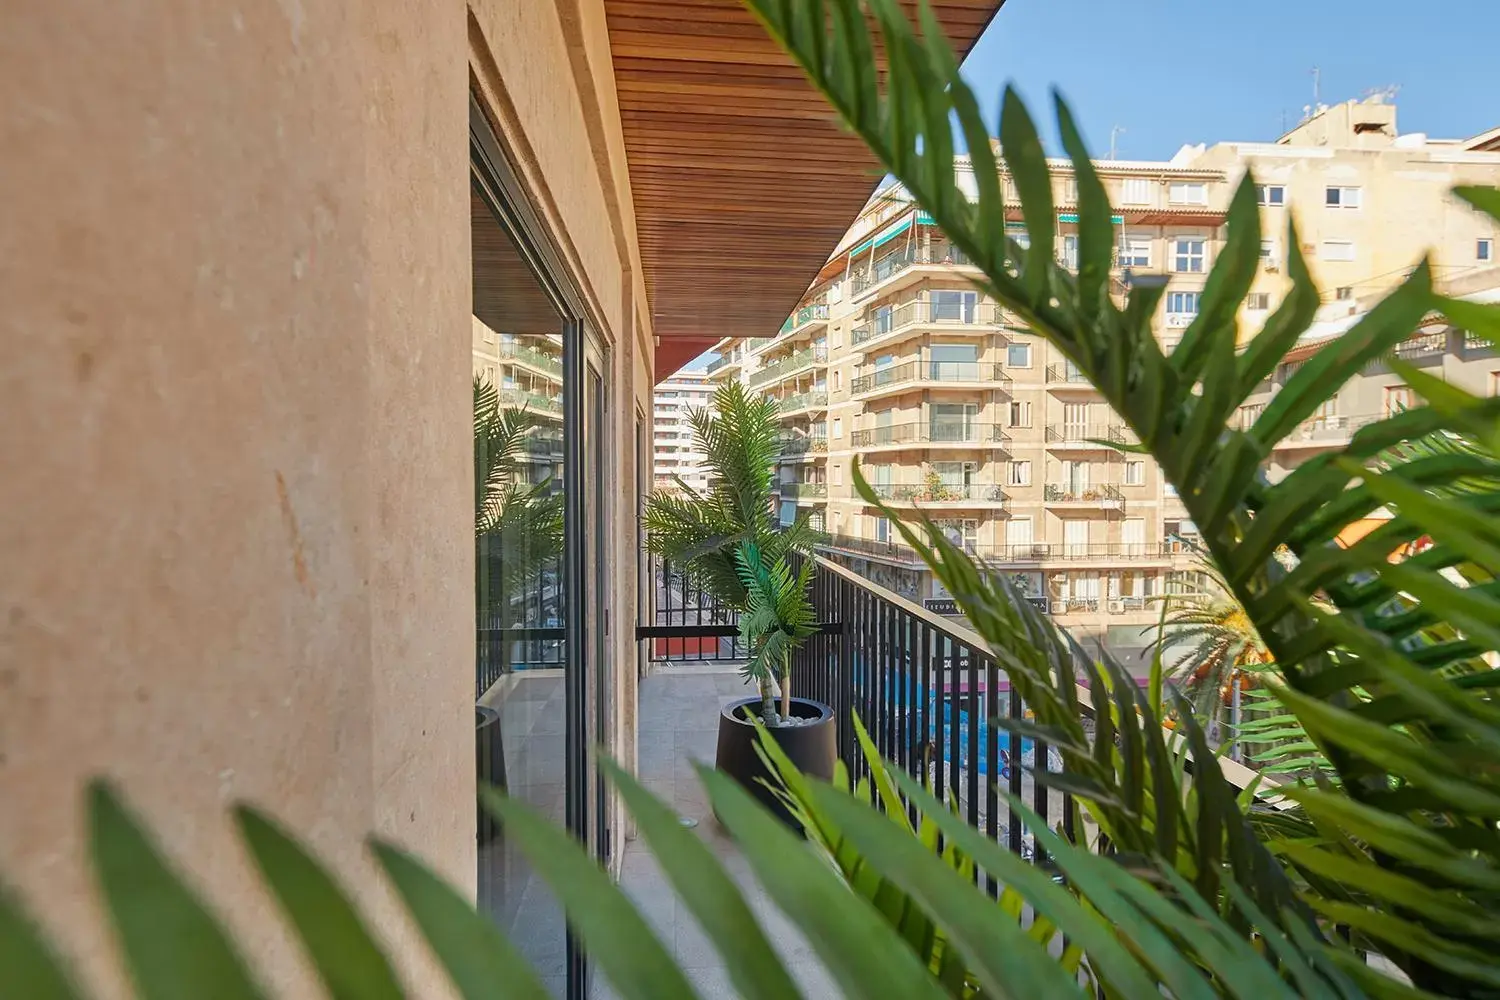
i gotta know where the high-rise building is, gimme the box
[653,369,715,494]
[712,96,1500,668]
[473,315,566,486]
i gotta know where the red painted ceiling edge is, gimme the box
[653,336,719,384]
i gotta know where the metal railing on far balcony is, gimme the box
[777,389,829,413]
[851,246,973,296]
[1044,423,1131,446]
[779,302,830,335]
[779,435,828,456]
[1044,364,1093,386]
[852,297,1003,347]
[868,483,1008,505]
[851,361,1012,396]
[748,344,828,388]
[851,421,1010,448]
[1043,482,1125,506]
[779,481,828,500]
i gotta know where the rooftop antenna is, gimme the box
[1312,66,1321,108]
[1108,125,1126,160]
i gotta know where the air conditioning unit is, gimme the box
[1164,313,1194,329]
[1107,599,1126,614]
[1049,601,1069,615]
[1263,258,1280,273]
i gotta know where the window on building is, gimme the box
[1335,286,1354,301]
[1168,182,1208,205]
[1479,239,1493,262]
[1255,184,1285,206]
[1008,460,1032,486]
[1003,176,1018,201]
[1009,400,1032,427]
[1246,292,1270,311]
[1166,291,1201,317]
[1120,177,1152,205]
[1061,176,1078,202]
[833,417,843,437]
[1007,342,1032,367]
[1009,229,1032,250]
[1321,240,1356,262]
[1259,239,1277,263]
[832,463,843,486]
[1118,236,1151,268]
[832,370,842,391]
[1491,371,1500,397]
[1325,186,1363,209]
[1172,238,1205,273]
[1124,461,1145,486]
[1384,384,1415,416]
[1062,234,1079,270]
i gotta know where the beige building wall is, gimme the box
[725,99,1500,664]
[3,0,654,996]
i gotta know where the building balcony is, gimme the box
[748,344,828,389]
[1043,483,1124,509]
[498,387,564,418]
[779,434,828,458]
[851,298,1005,354]
[850,421,1010,451]
[966,542,1176,565]
[1271,413,1380,451]
[865,483,1009,507]
[1043,423,1133,448]
[705,350,743,378]
[815,532,925,565]
[497,341,564,378]
[779,481,828,501]
[850,360,1012,400]
[850,246,979,299]
[1044,364,1096,389]
[776,389,829,416]
[778,302,831,339]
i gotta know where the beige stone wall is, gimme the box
[0,0,663,995]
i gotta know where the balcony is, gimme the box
[816,532,924,565]
[850,246,975,298]
[779,435,828,457]
[1271,414,1380,451]
[776,389,829,415]
[851,298,1004,353]
[1043,423,1132,448]
[850,360,1012,399]
[866,482,1008,507]
[705,349,744,377]
[1044,364,1095,389]
[498,341,564,378]
[779,481,828,501]
[778,302,830,337]
[748,345,827,389]
[1043,483,1124,509]
[498,387,564,417]
[850,421,1010,450]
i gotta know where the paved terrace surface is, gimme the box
[596,664,835,999]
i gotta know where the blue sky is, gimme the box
[962,0,1500,159]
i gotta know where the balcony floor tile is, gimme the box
[594,666,833,999]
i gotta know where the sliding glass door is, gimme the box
[471,99,612,1000]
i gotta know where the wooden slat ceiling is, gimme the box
[604,0,1004,341]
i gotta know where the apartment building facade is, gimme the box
[652,369,714,493]
[714,96,1500,668]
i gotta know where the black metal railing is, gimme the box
[1043,482,1125,506]
[867,482,1008,505]
[851,361,1012,395]
[789,557,1076,871]
[641,552,749,664]
[475,552,567,697]
[851,245,973,295]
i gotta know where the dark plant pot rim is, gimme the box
[720,695,833,727]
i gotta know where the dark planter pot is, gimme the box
[715,696,836,828]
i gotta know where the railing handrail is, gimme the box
[806,554,1283,805]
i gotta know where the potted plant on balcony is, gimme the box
[644,381,835,819]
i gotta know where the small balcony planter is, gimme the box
[715,696,836,828]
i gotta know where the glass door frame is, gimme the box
[471,94,611,1000]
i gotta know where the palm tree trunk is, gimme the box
[759,674,777,727]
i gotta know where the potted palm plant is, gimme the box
[644,381,835,817]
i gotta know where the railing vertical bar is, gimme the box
[883,596,898,766]
[965,643,980,842]
[918,621,932,796]
[1034,732,1050,870]
[839,578,855,768]
[871,599,885,767]
[946,635,960,813]
[984,651,1000,897]
[903,611,917,782]
[1008,687,1024,856]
